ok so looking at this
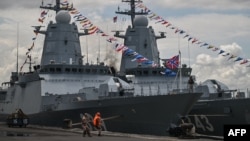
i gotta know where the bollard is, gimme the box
[63,119,72,129]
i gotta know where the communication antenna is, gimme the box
[178,33,182,92]
[86,36,89,64]
[97,34,100,64]
[188,40,190,67]
[116,0,148,28]
[16,22,19,73]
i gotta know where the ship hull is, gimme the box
[188,98,250,136]
[0,93,201,136]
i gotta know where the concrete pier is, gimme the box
[0,122,222,141]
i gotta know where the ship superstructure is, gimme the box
[115,0,193,95]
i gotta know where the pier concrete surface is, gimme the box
[0,122,222,141]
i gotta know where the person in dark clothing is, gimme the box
[82,113,91,137]
[188,76,194,93]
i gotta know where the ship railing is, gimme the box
[234,88,250,98]
[1,82,11,88]
[199,89,250,100]
[99,94,134,100]
[224,89,249,99]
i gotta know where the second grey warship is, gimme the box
[0,0,202,136]
[114,0,250,137]
[186,80,250,136]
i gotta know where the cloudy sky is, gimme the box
[0,0,250,91]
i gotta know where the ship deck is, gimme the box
[0,122,222,141]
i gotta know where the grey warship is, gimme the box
[185,80,250,136]
[0,0,202,136]
[121,0,250,137]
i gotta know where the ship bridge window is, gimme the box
[99,69,104,74]
[143,70,148,75]
[92,69,97,73]
[86,69,90,73]
[137,71,142,75]
[72,68,77,72]
[49,68,55,72]
[130,71,135,75]
[56,68,61,72]
[152,71,157,75]
[65,68,70,72]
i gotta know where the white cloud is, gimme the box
[151,0,250,10]
[165,13,250,45]
[192,43,250,90]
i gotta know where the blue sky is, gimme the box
[0,0,250,90]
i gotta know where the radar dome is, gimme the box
[134,15,148,27]
[55,10,71,23]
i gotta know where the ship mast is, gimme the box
[40,0,73,13]
[16,22,19,73]
[116,0,148,28]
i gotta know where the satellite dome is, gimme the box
[134,15,148,27]
[55,10,71,23]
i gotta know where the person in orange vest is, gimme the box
[93,112,102,136]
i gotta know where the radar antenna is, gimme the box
[116,0,148,28]
[40,0,73,13]
[156,31,166,39]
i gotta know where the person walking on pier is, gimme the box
[93,112,102,136]
[82,113,91,137]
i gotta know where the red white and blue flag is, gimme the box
[165,55,179,69]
